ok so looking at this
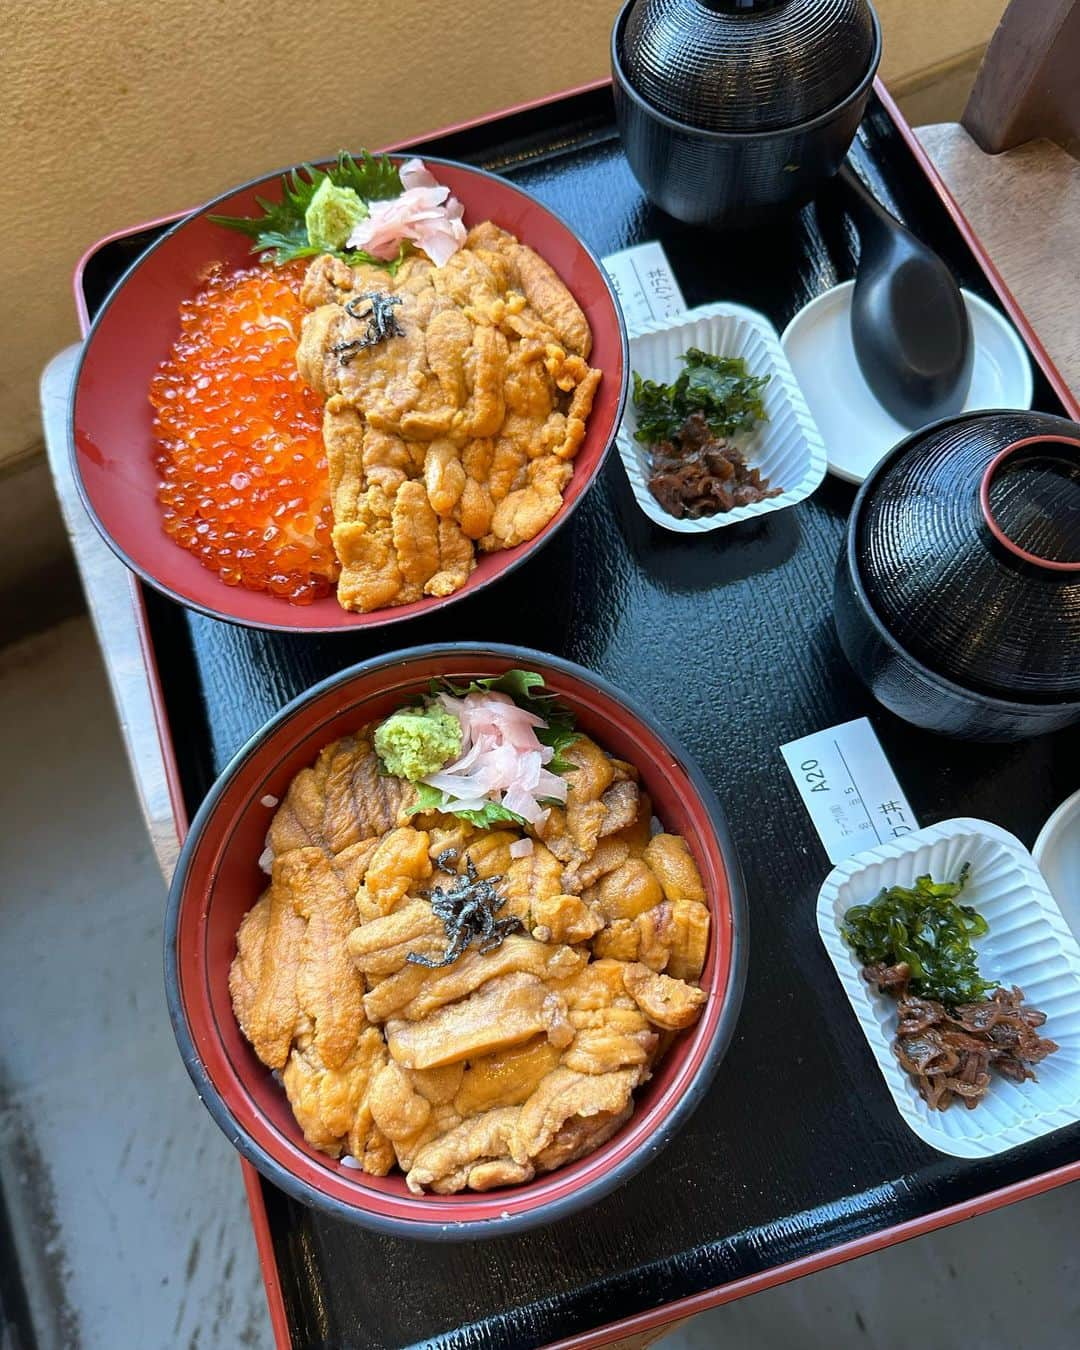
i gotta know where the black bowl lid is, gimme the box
[618,0,879,134]
[855,411,1080,703]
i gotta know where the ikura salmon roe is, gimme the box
[149,260,338,605]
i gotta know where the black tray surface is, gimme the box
[84,85,1079,1350]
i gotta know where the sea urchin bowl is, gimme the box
[165,644,747,1239]
[71,157,628,632]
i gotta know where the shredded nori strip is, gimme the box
[332,292,404,364]
[407,857,523,969]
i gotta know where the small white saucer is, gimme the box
[1034,788,1080,942]
[781,281,1033,484]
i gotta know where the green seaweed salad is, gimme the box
[840,863,995,1007]
[631,348,770,446]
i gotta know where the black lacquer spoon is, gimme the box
[841,163,973,427]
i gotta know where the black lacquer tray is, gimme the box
[76,81,1080,1350]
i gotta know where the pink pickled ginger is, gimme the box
[421,690,568,825]
[345,157,466,267]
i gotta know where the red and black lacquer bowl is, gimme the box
[165,645,747,1239]
[835,409,1080,741]
[71,159,627,633]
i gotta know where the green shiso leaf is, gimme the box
[453,801,528,828]
[632,348,770,446]
[406,782,452,815]
[329,148,403,203]
[440,669,546,700]
[209,150,406,268]
[405,786,527,830]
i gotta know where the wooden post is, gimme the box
[963,0,1080,155]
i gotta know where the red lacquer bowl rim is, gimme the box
[70,157,628,634]
[978,435,1080,574]
[845,409,1080,714]
[164,644,748,1240]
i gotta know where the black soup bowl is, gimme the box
[611,0,882,228]
[835,410,1080,741]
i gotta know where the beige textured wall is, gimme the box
[3,0,1006,473]
[878,0,1006,83]
[2,0,622,470]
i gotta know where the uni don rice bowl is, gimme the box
[73,151,627,631]
[166,647,745,1236]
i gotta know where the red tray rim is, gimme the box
[81,73,1080,1350]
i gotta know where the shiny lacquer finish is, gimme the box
[71,159,628,632]
[619,0,879,133]
[979,436,1080,573]
[82,84,1080,1350]
[612,0,881,226]
[165,646,746,1238]
[835,409,1080,741]
[842,163,974,427]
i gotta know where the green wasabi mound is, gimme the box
[374,706,462,781]
[304,177,366,252]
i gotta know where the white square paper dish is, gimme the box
[616,303,826,533]
[817,818,1080,1159]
